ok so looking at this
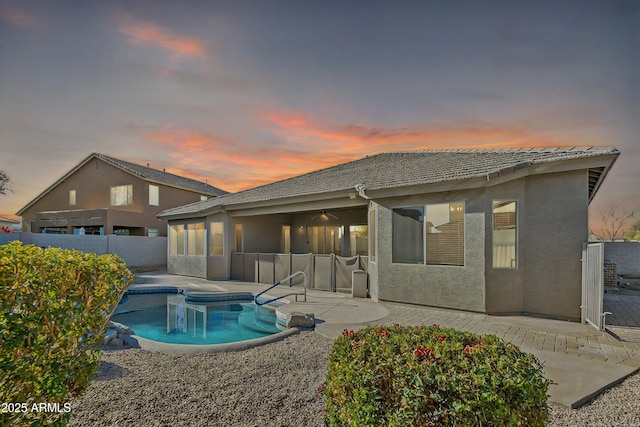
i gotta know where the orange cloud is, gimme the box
[262,109,577,153]
[145,128,275,168]
[138,125,367,192]
[1,4,40,27]
[137,108,584,194]
[118,16,205,59]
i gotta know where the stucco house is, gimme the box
[17,153,227,236]
[158,147,619,321]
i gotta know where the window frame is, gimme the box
[306,225,342,255]
[369,210,376,262]
[425,202,465,267]
[281,225,291,253]
[492,200,518,269]
[210,221,224,256]
[235,223,244,253]
[392,205,425,264]
[149,184,159,206]
[391,202,466,267]
[186,222,205,256]
[110,184,133,206]
[169,224,185,255]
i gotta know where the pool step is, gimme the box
[237,304,279,334]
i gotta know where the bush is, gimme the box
[0,242,133,426]
[324,324,549,426]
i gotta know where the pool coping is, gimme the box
[124,327,303,354]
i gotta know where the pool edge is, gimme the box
[124,326,304,354]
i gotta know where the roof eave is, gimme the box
[587,152,620,204]
[156,188,362,219]
[158,207,223,221]
[143,178,226,196]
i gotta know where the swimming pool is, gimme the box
[111,292,283,346]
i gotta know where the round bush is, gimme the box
[0,242,133,426]
[324,324,549,426]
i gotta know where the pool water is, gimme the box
[111,295,280,345]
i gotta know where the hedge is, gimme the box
[0,242,133,426]
[324,324,549,426]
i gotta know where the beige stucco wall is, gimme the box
[370,169,589,320]
[206,213,229,280]
[483,179,526,315]
[373,191,486,312]
[520,170,588,321]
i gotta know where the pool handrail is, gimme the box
[254,271,307,306]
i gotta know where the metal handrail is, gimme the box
[254,271,307,306]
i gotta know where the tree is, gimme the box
[590,206,637,241]
[624,220,640,241]
[0,170,11,195]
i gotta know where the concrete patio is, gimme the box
[128,271,640,409]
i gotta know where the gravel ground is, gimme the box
[69,332,331,427]
[69,331,640,426]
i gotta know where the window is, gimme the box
[281,225,291,253]
[493,200,517,268]
[201,195,208,201]
[210,222,224,256]
[169,224,184,255]
[425,202,464,266]
[369,211,376,262]
[349,225,368,256]
[111,185,133,206]
[187,223,205,255]
[149,185,159,206]
[307,226,342,254]
[392,202,465,266]
[148,228,159,237]
[392,207,424,264]
[235,224,244,253]
[69,190,76,206]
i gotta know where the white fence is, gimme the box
[0,232,166,269]
[582,242,604,330]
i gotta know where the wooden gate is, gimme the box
[581,242,604,330]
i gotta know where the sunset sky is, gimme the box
[0,1,638,233]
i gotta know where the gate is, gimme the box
[581,242,604,330]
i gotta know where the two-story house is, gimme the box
[17,153,227,236]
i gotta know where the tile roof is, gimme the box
[158,147,619,218]
[95,153,227,196]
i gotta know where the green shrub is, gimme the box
[0,241,133,426]
[324,324,549,426]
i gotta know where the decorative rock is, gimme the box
[109,321,133,335]
[102,328,118,346]
[285,312,315,328]
[108,338,124,347]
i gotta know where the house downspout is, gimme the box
[354,184,370,200]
